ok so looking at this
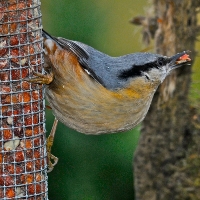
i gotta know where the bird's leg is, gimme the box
[26,69,57,172]
[46,118,59,173]
[25,69,53,85]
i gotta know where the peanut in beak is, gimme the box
[175,54,191,64]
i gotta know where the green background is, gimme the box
[41,1,200,199]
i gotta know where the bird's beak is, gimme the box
[169,51,191,70]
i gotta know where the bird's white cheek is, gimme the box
[160,68,169,83]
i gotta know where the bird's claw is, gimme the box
[25,69,53,85]
[46,118,59,173]
[47,152,59,173]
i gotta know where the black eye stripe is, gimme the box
[158,57,171,66]
[118,57,170,80]
[157,57,166,66]
[118,61,157,79]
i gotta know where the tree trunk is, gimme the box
[134,1,200,200]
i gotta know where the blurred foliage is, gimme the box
[41,0,147,56]
[45,112,140,200]
[190,39,200,112]
[41,0,200,199]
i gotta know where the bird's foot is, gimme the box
[47,135,58,173]
[25,68,53,85]
[46,118,59,173]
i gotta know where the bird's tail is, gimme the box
[42,29,54,40]
[42,29,62,48]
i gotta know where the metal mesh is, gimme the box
[0,0,48,199]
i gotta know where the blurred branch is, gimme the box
[133,0,200,199]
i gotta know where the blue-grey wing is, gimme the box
[42,30,105,85]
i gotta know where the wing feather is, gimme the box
[42,29,103,84]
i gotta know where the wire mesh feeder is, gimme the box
[0,0,48,199]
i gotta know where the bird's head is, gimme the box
[119,51,191,86]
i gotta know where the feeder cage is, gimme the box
[0,0,48,199]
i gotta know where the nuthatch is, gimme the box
[28,30,191,171]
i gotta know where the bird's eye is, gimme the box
[157,58,164,66]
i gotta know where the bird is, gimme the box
[27,29,191,171]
